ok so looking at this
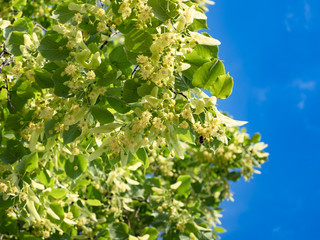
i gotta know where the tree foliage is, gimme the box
[0,0,268,239]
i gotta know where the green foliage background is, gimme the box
[0,0,268,239]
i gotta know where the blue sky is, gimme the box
[206,0,320,239]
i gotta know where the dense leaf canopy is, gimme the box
[0,0,268,239]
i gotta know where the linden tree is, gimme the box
[0,0,268,239]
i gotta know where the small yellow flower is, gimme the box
[65,64,78,76]
[158,67,169,79]
[118,3,131,20]
[179,121,189,129]
[78,121,87,129]
[136,55,148,64]
[98,87,106,95]
[97,22,107,32]
[152,117,162,129]
[141,111,152,121]
[86,70,96,80]
[74,13,83,23]
[181,108,193,120]
[88,91,97,100]
[96,8,105,18]
[114,17,123,25]
[0,182,8,193]
[66,41,75,49]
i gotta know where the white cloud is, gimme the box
[292,79,316,91]
[285,1,312,31]
[304,0,311,21]
[297,94,306,110]
[290,79,316,110]
[285,13,294,32]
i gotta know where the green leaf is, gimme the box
[0,140,27,164]
[182,65,201,81]
[5,115,22,131]
[106,95,131,114]
[36,168,51,187]
[49,189,67,200]
[86,199,103,206]
[4,18,33,39]
[137,82,156,97]
[12,0,26,10]
[16,153,38,175]
[189,18,208,31]
[148,0,178,21]
[136,148,148,165]
[144,178,161,195]
[122,80,140,103]
[175,74,193,91]
[125,29,153,53]
[184,45,218,66]
[65,155,88,179]
[176,128,195,145]
[52,4,77,24]
[90,106,114,124]
[176,175,191,198]
[96,61,117,86]
[52,67,71,97]
[38,31,70,61]
[79,16,98,35]
[50,203,65,220]
[124,48,143,65]
[210,73,233,99]
[192,60,225,91]
[109,46,132,69]
[89,122,123,134]
[214,226,226,233]
[251,133,261,143]
[142,227,159,240]
[0,197,15,209]
[227,172,241,182]
[34,69,54,88]
[135,148,149,173]
[5,31,24,56]
[63,123,82,145]
[109,223,129,240]
[45,119,58,138]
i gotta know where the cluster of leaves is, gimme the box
[0,0,268,239]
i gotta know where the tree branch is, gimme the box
[131,65,139,79]
[2,76,15,109]
[0,44,15,109]
[100,30,119,50]
[169,87,188,100]
[34,22,47,32]
[135,206,141,221]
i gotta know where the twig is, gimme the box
[0,42,9,58]
[135,206,141,221]
[131,65,139,79]
[169,87,188,100]
[132,197,149,203]
[105,195,150,204]
[34,22,47,32]
[16,205,21,232]
[100,30,119,50]
[0,55,14,73]
[2,76,15,109]
[123,210,131,230]
[0,44,15,109]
